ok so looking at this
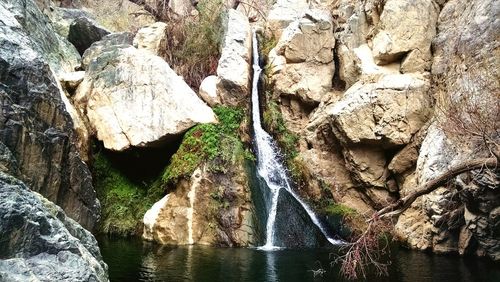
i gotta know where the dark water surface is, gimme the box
[98,237,500,282]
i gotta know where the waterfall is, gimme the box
[251,31,342,250]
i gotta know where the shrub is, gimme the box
[163,0,225,90]
[162,106,251,184]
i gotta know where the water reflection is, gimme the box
[98,237,500,282]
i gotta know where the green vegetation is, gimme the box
[262,97,299,159]
[165,0,225,89]
[324,203,358,217]
[93,152,163,235]
[162,106,252,184]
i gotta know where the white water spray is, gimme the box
[251,31,343,250]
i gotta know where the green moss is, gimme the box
[162,106,251,184]
[262,98,299,159]
[324,203,358,217]
[93,153,163,235]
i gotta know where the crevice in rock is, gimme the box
[90,137,182,184]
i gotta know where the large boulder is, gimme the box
[371,0,439,72]
[143,164,255,247]
[0,172,108,282]
[266,0,310,38]
[215,9,252,107]
[75,46,216,151]
[269,9,335,104]
[68,16,110,55]
[0,0,100,230]
[133,22,168,56]
[81,32,135,69]
[324,73,432,147]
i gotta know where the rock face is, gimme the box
[0,172,108,282]
[269,9,335,103]
[68,16,110,55]
[50,7,96,38]
[393,0,500,261]
[143,164,255,247]
[0,0,80,74]
[75,46,217,151]
[266,0,309,38]
[0,0,100,230]
[372,0,439,72]
[81,32,135,69]
[216,9,252,107]
[326,74,432,147]
[133,22,168,56]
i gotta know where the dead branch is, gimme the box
[375,157,498,219]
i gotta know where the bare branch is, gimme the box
[376,157,498,219]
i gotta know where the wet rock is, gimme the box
[0,0,100,230]
[133,22,168,56]
[273,189,328,248]
[0,172,108,282]
[68,16,110,55]
[216,9,252,107]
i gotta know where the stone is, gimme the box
[75,46,216,151]
[0,0,81,74]
[60,71,86,93]
[0,0,100,230]
[394,199,434,250]
[143,163,255,247]
[270,9,335,103]
[199,75,221,107]
[388,123,430,175]
[216,9,252,107]
[168,0,195,16]
[133,22,168,56]
[68,16,110,55]
[266,0,310,38]
[0,172,108,282]
[0,142,19,175]
[325,73,432,147]
[50,7,96,38]
[343,146,387,188]
[371,0,439,72]
[81,32,135,69]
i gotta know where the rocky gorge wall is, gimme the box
[1,0,498,278]
[261,0,499,260]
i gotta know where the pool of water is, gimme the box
[98,237,500,282]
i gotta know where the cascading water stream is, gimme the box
[251,31,343,250]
